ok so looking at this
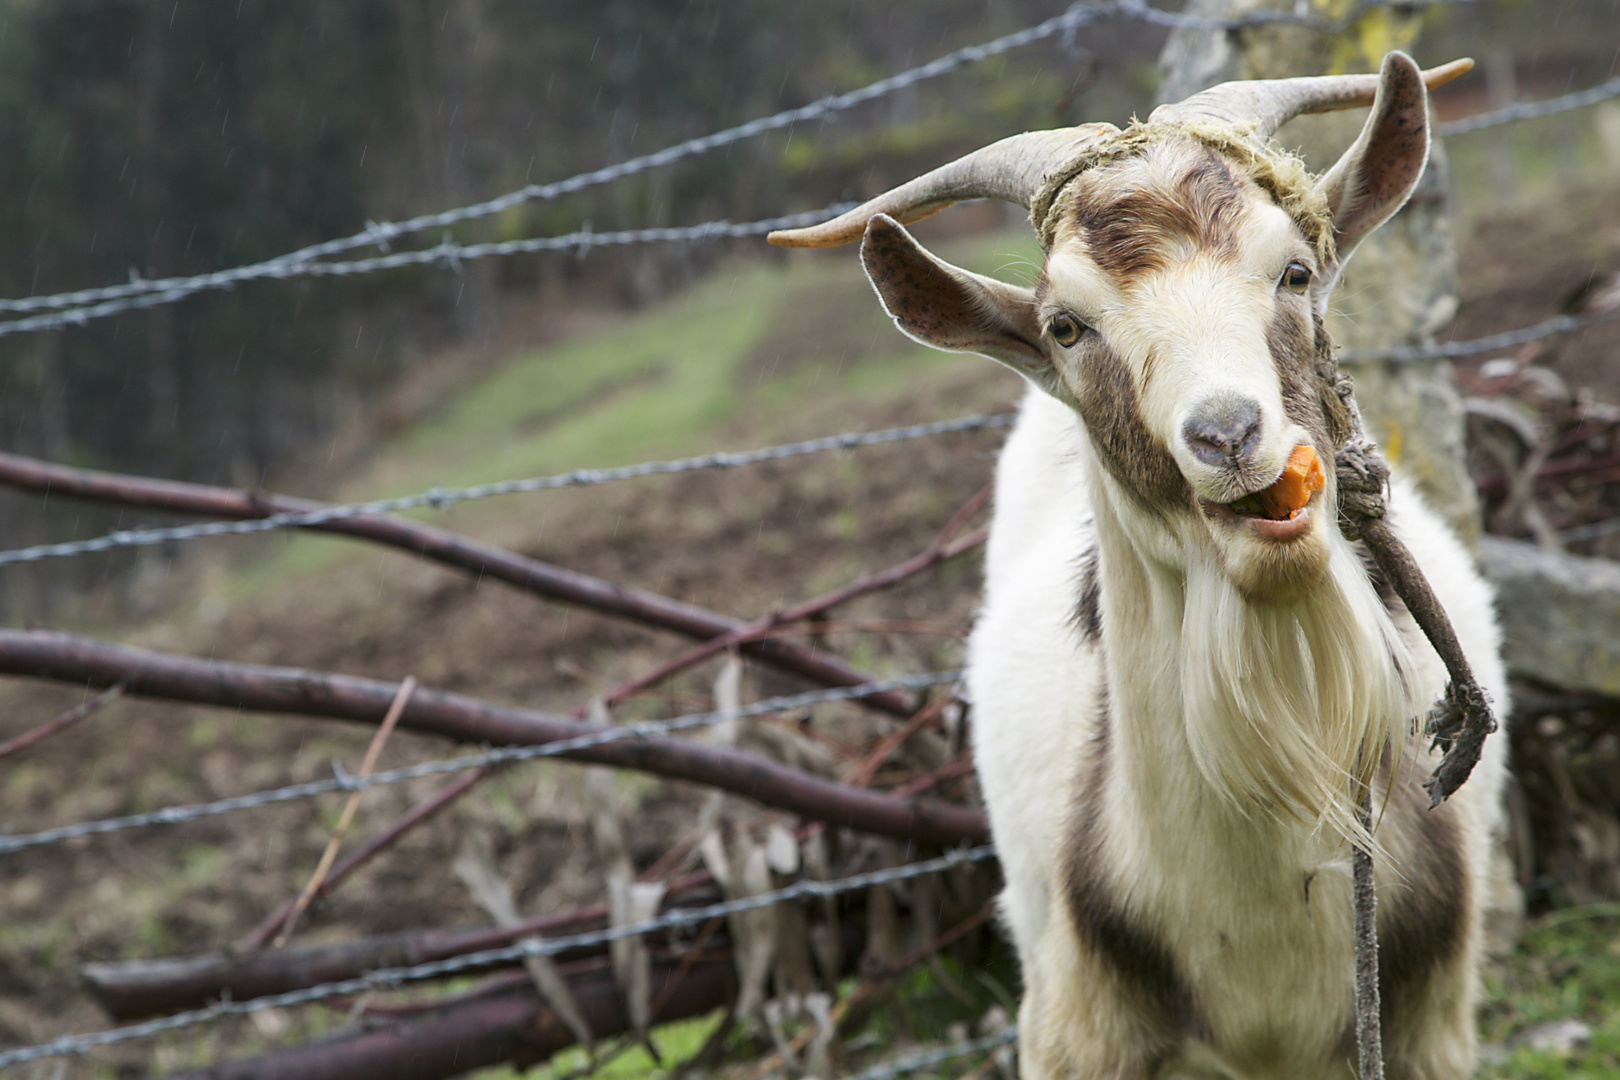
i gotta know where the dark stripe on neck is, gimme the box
[1064,678,1207,1046]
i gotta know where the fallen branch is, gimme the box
[154,950,738,1080]
[0,629,988,845]
[84,871,718,1020]
[0,683,123,760]
[0,451,913,716]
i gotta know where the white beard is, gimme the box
[1178,535,1421,850]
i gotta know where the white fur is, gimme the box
[969,388,1508,1078]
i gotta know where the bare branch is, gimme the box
[0,629,988,844]
[0,683,123,760]
[152,951,738,1080]
[273,678,417,949]
[0,451,913,716]
[245,765,490,948]
[83,871,717,1020]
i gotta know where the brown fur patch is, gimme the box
[1071,340,1194,514]
[1068,144,1246,280]
[1073,545,1102,643]
[1266,307,1334,459]
[1065,682,1207,1048]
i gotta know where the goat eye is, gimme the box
[1281,262,1312,295]
[1048,313,1086,347]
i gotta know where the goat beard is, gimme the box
[1179,535,1420,851]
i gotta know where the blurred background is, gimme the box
[0,1,1618,1077]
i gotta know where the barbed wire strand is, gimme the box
[1340,306,1620,364]
[0,0,1474,335]
[0,414,1015,568]
[8,304,1616,569]
[0,205,852,339]
[844,1028,1020,1080]
[1436,76,1620,137]
[0,671,960,856]
[0,844,998,1068]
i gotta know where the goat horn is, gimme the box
[1149,53,1473,143]
[767,124,1118,248]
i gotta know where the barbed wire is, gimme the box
[0,413,1015,568]
[1341,307,1620,364]
[0,205,854,339]
[845,1028,1019,1080]
[0,844,998,1068]
[0,670,960,856]
[1436,76,1620,137]
[5,304,1615,569]
[0,0,1473,338]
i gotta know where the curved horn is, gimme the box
[768,124,1118,248]
[1149,53,1473,143]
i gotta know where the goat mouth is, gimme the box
[1207,444,1325,541]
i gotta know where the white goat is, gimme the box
[774,53,1507,1078]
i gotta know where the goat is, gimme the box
[772,53,1508,1078]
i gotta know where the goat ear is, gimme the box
[860,214,1050,384]
[1312,52,1432,296]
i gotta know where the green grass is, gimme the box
[214,225,1039,607]
[1481,907,1620,1077]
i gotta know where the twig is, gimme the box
[891,752,977,798]
[246,764,491,948]
[273,677,417,948]
[846,694,956,789]
[645,916,726,1024]
[586,523,987,718]
[0,683,123,760]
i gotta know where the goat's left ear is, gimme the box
[1312,51,1432,302]
[860,214,1052,388]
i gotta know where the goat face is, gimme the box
[1032,137,1336,599]
[773,52,1458,601]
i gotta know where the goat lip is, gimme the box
[1201,496,1317,543]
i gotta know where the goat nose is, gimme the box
[1182,398,1263,467]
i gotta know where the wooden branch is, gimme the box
[0,629,988,844]
[244,765,491,949]
[244,520,985,947]
[588,524,986,717]
[0,683,123,760]
[153,951,738,1080]
[0,451,912,717]
[84,872,718,1021]
[273,677,417,948]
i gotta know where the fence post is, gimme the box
[1158,0,1482,549]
